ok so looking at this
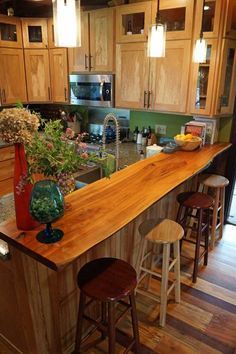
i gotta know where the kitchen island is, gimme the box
[0,143,230,354]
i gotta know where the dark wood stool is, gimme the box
[74,257,140,354]
[176,192,214,283]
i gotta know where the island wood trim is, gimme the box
[0,143,230,270]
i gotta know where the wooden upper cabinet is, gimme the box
[21,18,48,48]
[116,42,149,109]
[193,0,223,39]
[0,48,27,105]
[223,0,236,39]
[24,49,51,102]
[49,48,69,103]
[116,1,152,43]
[0,15,23,48]
[149,40,191,113]
[154,0,194,40]
[188,38,218,116]
[214,39,236,115]
[90,8,115,72]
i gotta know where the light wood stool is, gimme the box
[200,174,229,248]
[137,219,184,327]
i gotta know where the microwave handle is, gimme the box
[100,81,104,101]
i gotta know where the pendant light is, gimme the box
[52,0,81,48]
[193,0,207,63]
[147,0,166,58]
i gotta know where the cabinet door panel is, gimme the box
[116,43,149,109]
[0,15,23,48]
[90,8,115,72]
[68,12,89,72]
[150,40,191,113]
[21,18,48,49]
[0,48,27,104]
[49,48,68,102]
[224,0,236,38]
[24,49,51,102]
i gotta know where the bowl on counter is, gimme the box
[174,136,202,151]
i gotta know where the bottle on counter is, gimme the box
[140,149,145,160]
[141,127,147,146]
[147,126,152,146]
[133,126,139,143]
[137,130,142,144]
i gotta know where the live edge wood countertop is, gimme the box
[0,143,230,271]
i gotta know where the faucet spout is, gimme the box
[102,113,120,171]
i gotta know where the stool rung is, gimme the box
[138,271,148,284]
[167,281,176,296]
[136,288,160,303]
[115,304,131,326]
[142,250,153,262]
[123,339,135,354]
[169,258,177,272]
[83,314,107,333]
[140,266,162,279]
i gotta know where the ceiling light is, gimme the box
[193,0,207,63]
[52,0,81,48]
[147,0,166,58]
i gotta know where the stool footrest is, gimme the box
[169,258,177,272]
[167,281,176,297]
[140,266,162,279]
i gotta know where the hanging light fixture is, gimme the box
[193,0,207,63]
[147,0,166,57]
[52,0,81,48]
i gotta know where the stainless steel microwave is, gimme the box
[69,74,114,107]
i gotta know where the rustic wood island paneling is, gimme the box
[0,143,230,354]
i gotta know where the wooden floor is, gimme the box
[84,224,236,354]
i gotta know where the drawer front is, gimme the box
[0,160,14,181]
[0,178,13,196]
[0,146,14,162]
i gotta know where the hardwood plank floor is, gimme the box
[84,224,236,354]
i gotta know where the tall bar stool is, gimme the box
[176,192,214,283]
[74,257,140,354]
[137,219,184,327]
[199,174,229,248]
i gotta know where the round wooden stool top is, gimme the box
[181,192,214,209]
[77,258,137,302]
[177,191,196,204]
[138,217,163,237]
[145,219,184,244]
[202,174,229,188]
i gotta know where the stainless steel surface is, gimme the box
[102,113,120,171]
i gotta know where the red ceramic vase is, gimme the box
[14,143,39,230]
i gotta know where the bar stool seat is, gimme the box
[200,174,229,248]
[75,257,140,354]
[176,192,214,283]
[137,219,184,327]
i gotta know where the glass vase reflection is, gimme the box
[29,180,64,244]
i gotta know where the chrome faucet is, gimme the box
[102,113,120,171]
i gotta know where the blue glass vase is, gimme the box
[29,180,64,244]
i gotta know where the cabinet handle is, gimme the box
[2,88,6,103]
[0,88,2,105]
[147,91,151,108]
[48,87,51,101]
[89,55,93,70]
[143,91,147,107]
[85,54,88,69]
[64,88,67,101]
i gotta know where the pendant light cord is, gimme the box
[156,0,160,23]
[200,0,205,39]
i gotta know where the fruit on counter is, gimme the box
[174,133,200,141]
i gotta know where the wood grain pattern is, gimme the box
[0,144,230,271]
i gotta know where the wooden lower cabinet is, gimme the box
[0,48,27,105]
[0,146,14,197]
[116,42,149,109]
[49,48,69,103]
[24,49,51,102]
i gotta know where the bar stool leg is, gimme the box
[108,302,116,354]
[129,291,141,354]
[74,292,86,353]
[210,188,220,249]
[219,187,225,240]
[159,243,170,327]
[173,240,181,303]
[193,210,203,283]
[101,302,107,340]
[204,209,210,266]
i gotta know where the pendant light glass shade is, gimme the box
[148,22,166,57]
[193,37,207,63]
[52,0,81,47]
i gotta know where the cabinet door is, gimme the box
[189,39,218,116]
[155,0,194,40]
[24,49,51,102]
[194,0,223,39]
[49,48,69,103]
[216,39,236,115]
[0,48,27,104]
[116,43,149,109]
[47,18,55,48]
[0,15,23,48]
[21,18,48,48]
[68,11,89,72]
[149,40,191,113]
[116,2,152,43]
[90,8,115,72]
[224,0,236,39]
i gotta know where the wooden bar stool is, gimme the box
[176,192,214,283]
[199,174,229,248]
[74,257,140,354]
[137,219,184,327]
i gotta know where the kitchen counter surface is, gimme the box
[0,143,230,270]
